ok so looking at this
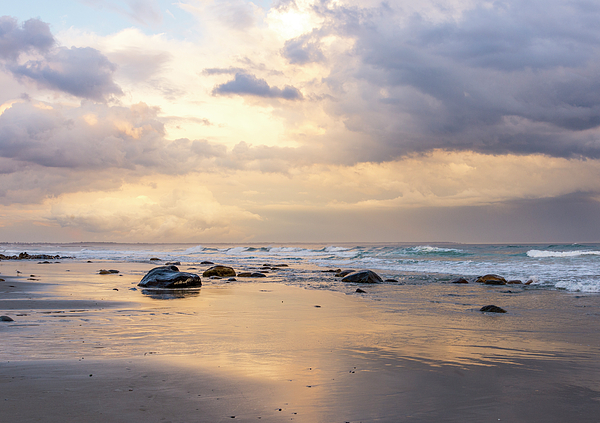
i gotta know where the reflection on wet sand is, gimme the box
[140,288,201,300]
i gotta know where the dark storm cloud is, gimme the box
[0,16,54,60]
[301,0,600,159]
[10,47,123,101]
[212,73,303,100]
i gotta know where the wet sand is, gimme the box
[1,260,600,422]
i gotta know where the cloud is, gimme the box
[1,16,122,101]
[0,16,54,61]
[213,72,303,100]
[10,46,123,101]
[283,0,600,160]
[46,182,260,242]
[203,67,246,75]
[282,31,325,64]
[80,0,163,27]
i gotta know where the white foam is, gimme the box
[527,250,600,258]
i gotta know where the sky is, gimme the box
[1,0,600,243]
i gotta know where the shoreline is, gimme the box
[1,260,600,422]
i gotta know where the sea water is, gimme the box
[1,242,599,293]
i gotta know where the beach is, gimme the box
[1,257,600,422]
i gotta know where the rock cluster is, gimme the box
[451,274,525,285]
[0,252,66,261]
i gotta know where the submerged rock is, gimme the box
[480,305,507,313]
[138,265,201,288]
[202,265,236,278]
[341,270,383,284]
[476,274,507,285]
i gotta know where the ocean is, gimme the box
[2,242,599,293]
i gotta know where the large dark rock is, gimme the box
[476,274,507,285]
[480,305,507,313]
[341,270,383,284]
[138,266,201,288]
[203,265,236,278]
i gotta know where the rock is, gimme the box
[165,261,181,265]
[322,269,341,273]
[507,280,523,284]
[227,278,237,282]
[203,265,236,278]
[476,274,507,285]
[200,261,214,265]
[149,257,160,261]
[1,315,14,322]
[138,266,201,288]
[355,288,367,293]
[209,276,222,280]
[272,264,288,268]
[385,278,398,283]
[335,270,355,278]
[237,272,267,278]
[451,277,469,284]
[525,279,535,285]
[480,305,507,313]
[341,270,383,284]
[99,269,119,275]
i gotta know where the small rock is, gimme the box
[1,315,14,322]
[480,305,507,313]
[237,272,267,278]
[200,261,214,265]
[335,270,355,278]
[341,270,383,284]
[507,280,523,284]
[209,276,222,280]
[355,288,367,293]
[149,257,161,261]
[384,278,398,283]
[476,274,507,285]
[451,277,469,284]
[165,261,181,266]
[227,278,237,282]
[203,265,236,278]
[272,264,288,268]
